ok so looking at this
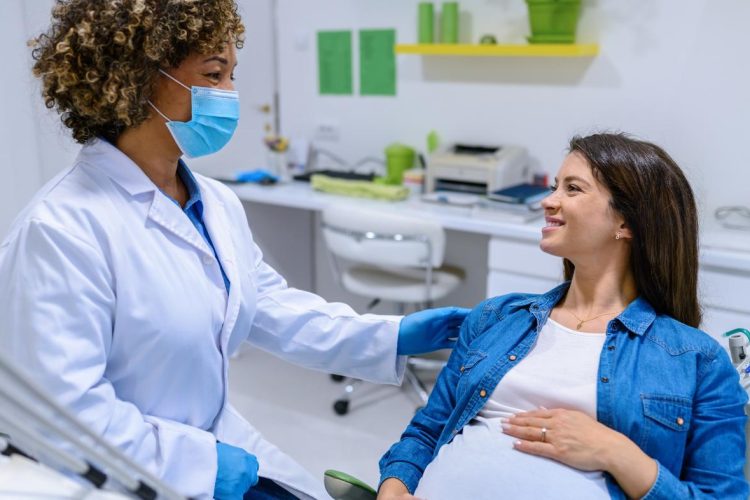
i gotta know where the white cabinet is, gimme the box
[699,267,750,316]
[486,236,562,298]
[699,262,750,346]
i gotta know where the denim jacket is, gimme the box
[379,283,749,499]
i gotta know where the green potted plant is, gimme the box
[525,0,582,44]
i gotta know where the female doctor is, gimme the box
[0,1,468,499]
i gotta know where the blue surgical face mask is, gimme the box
[149,69,240,158]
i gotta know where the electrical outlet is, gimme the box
[314,121,340,142]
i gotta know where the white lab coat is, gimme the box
[0,139,405,499]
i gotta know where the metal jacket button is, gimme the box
[479,389,487,397]
[459,366,465,373]
[676,417,684,426]
[600,377,609,383]
[508,355,517,361]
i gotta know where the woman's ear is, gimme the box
[618,222,633,240]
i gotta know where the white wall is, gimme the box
[276,0,750,226]
[0,0,44,236]
[0,0,78,236]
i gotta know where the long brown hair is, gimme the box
[563,133,701,327]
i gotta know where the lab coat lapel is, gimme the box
[147,193,215,259]
[81,139,215,258]
[201,194,241,346]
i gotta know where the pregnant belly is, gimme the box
[415,419,609,500]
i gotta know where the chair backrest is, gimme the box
[321,205,446,268]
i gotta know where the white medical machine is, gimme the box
[0,351,185,500]
[424,144,530,195]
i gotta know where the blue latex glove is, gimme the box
[214,442,259,499]
[235,169,278,185]
[397,306,471,355]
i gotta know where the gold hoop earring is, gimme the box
[615,232,621,240]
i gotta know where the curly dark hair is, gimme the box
[30,0,245,144]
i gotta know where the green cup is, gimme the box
[418,3,434,44]
[384,143,416,185]
[441,2,459,44]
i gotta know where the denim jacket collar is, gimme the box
[506,281,656,336]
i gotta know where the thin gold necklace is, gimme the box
[568,309,620,330]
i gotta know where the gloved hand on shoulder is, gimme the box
[214,442,259,499]
[397,306,470,355]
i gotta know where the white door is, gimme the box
[190,0,277,179]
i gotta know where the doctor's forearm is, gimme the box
[603,432,658,498]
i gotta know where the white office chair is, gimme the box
[321,205,464,415]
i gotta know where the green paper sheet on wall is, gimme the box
[359,29,396,96]
[318,31,353,95]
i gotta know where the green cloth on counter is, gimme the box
[311,174,409,201]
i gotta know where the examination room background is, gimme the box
[1,0,749,488]
[1,0,749,235]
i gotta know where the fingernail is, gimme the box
[500,418,508,423]
[501,423,510,432]
[513,440,522,447]
[540,406,548,410]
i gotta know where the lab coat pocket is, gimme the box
[639,394,692,470]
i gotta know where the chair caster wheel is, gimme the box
[330,374,346,382]
[333,399,350,415]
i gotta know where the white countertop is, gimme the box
[227,181,546,242]
[226,180,750,273]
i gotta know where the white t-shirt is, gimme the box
[415,318,610,499]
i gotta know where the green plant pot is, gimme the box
[526,0,581,44]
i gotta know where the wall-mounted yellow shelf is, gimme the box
[395,43,599,58]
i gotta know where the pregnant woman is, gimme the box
[377,133,748,499]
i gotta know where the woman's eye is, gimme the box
[206,72,221,80]
[549,184,558,192]
[567,184,581,192]
[230,73,236,81]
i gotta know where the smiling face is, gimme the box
[539,152,632,265]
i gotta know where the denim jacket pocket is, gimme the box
[456,350,487,395]
[640,394,692,470]
[460,350,487,371]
